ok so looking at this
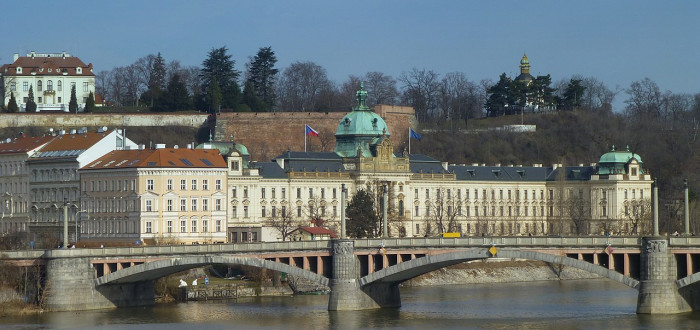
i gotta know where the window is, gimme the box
[230,160,239,171]
[37,81,42,92]
[271,188,276,199]
[191,179,197,190]
[192,219,197,233]
[202,220,208,232]
[309,188,313,198]
[215,199,222,211]
[202,199,209,211]
[415,205,419,217]
[398,200,404,216]
[167,179,173,190]
[321,188,325,199]
[232,206,237,218]
[145,200,153,212]
[282,206,287,217]
[38,97,42,103]
[83,82,88,92]
[180,179,186,190]
[11,82,16,91]
[191,198,198,211]
[243,187,248,198]
[181,220,187,232]
[167,220,173,233]
[272,206,277,217]
[297,206,302,217]
[426,189,430,199]
[57,80,62,91]
[416,223,420,234]
[167,199,173,211]
[232,187,237,198]
[202,179,209,190]
[180,199,186,211]
[47,80,53,91]
[281,188,286,199]
[147,179,154,190]
[602,205,607,217]
[146,221,152,233]
[216,220,222,232]
[297,188,301,199]
[215,179,222,190]
[624,189,628,199]
[244,206,249,217]
[22,82,28,91]
[333,188,337,199]
[333,205,337,217]
[261,188,266,199]
[262,206,266,217]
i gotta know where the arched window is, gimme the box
[47,80,53,91]
[37,80,43,91]
[57,81,62,91]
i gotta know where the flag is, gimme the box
[409,127,422,141]
[305,125,319,137]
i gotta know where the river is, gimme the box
[2,279,699,329]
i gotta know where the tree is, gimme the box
[205,76,222,113]
[364,71,399,107]
[528,75,557,109]
[265,208,302,241]
[246,46,278,111]
[84,91,96,113]
[146,53,166,107]
[425,187,462,235]
[154,73,191,112]
[625,77,668,119]
[242,81,266,112]
[562,78,586,110]
[26,85,37,112]
[69,84,78,112]
[276,61,333,112]
[438,72,484,129]
[484,73,511,117]
[399,68,440,122]
[563,189,591,235]
[7,92,18,113]
[345,189,378,238]
[201,46,240,109]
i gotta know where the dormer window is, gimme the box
[16,67,21,74]
[230,160,240,171]
[344,118,351,126]
[631,167,637,176]
[76,67,82,74]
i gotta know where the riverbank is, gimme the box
[403,259,599,287]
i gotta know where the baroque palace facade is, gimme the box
[0,86,652,244]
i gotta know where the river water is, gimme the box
[2,279,699,329]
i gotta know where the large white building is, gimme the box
[1,51,95,112]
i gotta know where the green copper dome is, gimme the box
[598,145,643,175]
[520,53,530,65]
[334,83,390,158]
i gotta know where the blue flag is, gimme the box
[409,127,422,141]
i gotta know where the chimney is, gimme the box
[155,144,166,149]
[13,53,19,61]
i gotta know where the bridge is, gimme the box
[3,236,700,314]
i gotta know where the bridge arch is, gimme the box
[94,256,329,287]
[359,248,640,289]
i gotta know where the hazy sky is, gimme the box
[4,1,699,111]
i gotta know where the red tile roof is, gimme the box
[1,54,94,77]
[297,226,338,238]
[0,136,54,154]
[40,132,111,152]
[82,148,226,170]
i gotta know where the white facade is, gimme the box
[1,52,95,112]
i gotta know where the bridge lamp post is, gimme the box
[340,184,346,239]
[63,199,70,248]
[382,184,388,238]
[75,210,88,244]
[684,179,690,236]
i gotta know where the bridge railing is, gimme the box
[355,236,643,249]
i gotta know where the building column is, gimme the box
[636,237,692,314]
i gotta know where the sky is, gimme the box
[3,1,699,112]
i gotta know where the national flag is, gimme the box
[305,125,319,136]
[409,127,422,141]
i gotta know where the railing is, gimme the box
[3,236,700,260]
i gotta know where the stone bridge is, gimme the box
[3,236,700,314]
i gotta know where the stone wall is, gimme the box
[215,106,415,161]
[0,113,208,129]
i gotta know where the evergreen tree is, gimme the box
[84,91,96,113]
[69,84,78,112]
[201,46,240,109]
[345,189,379,238]
[26,85,37,112]
[242,81,266,112]
[165,73,191,111]
[148,52,167,107]
[529,75,556,109]
[563,79,586,110]
[7,92,18,113]
[484,73,511,117]
[246,46,278,111]
[205,76,222,113]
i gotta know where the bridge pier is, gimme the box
[45,257,154,311]
[636,237,692,314]
[328,239,400,310]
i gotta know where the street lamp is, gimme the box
[75,210,88,244]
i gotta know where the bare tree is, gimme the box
[399,68,440,122]
[621,199,652,235]
[564,188,591,235]
[265,208,302,241]
[424,188,462,234]
[438,72,484,129]
[276,61,333,112]
[364,71,399,106]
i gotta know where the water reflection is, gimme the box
[2,280,699,329]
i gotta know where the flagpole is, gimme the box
[408,127,411,154]
[304,124,307,152]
